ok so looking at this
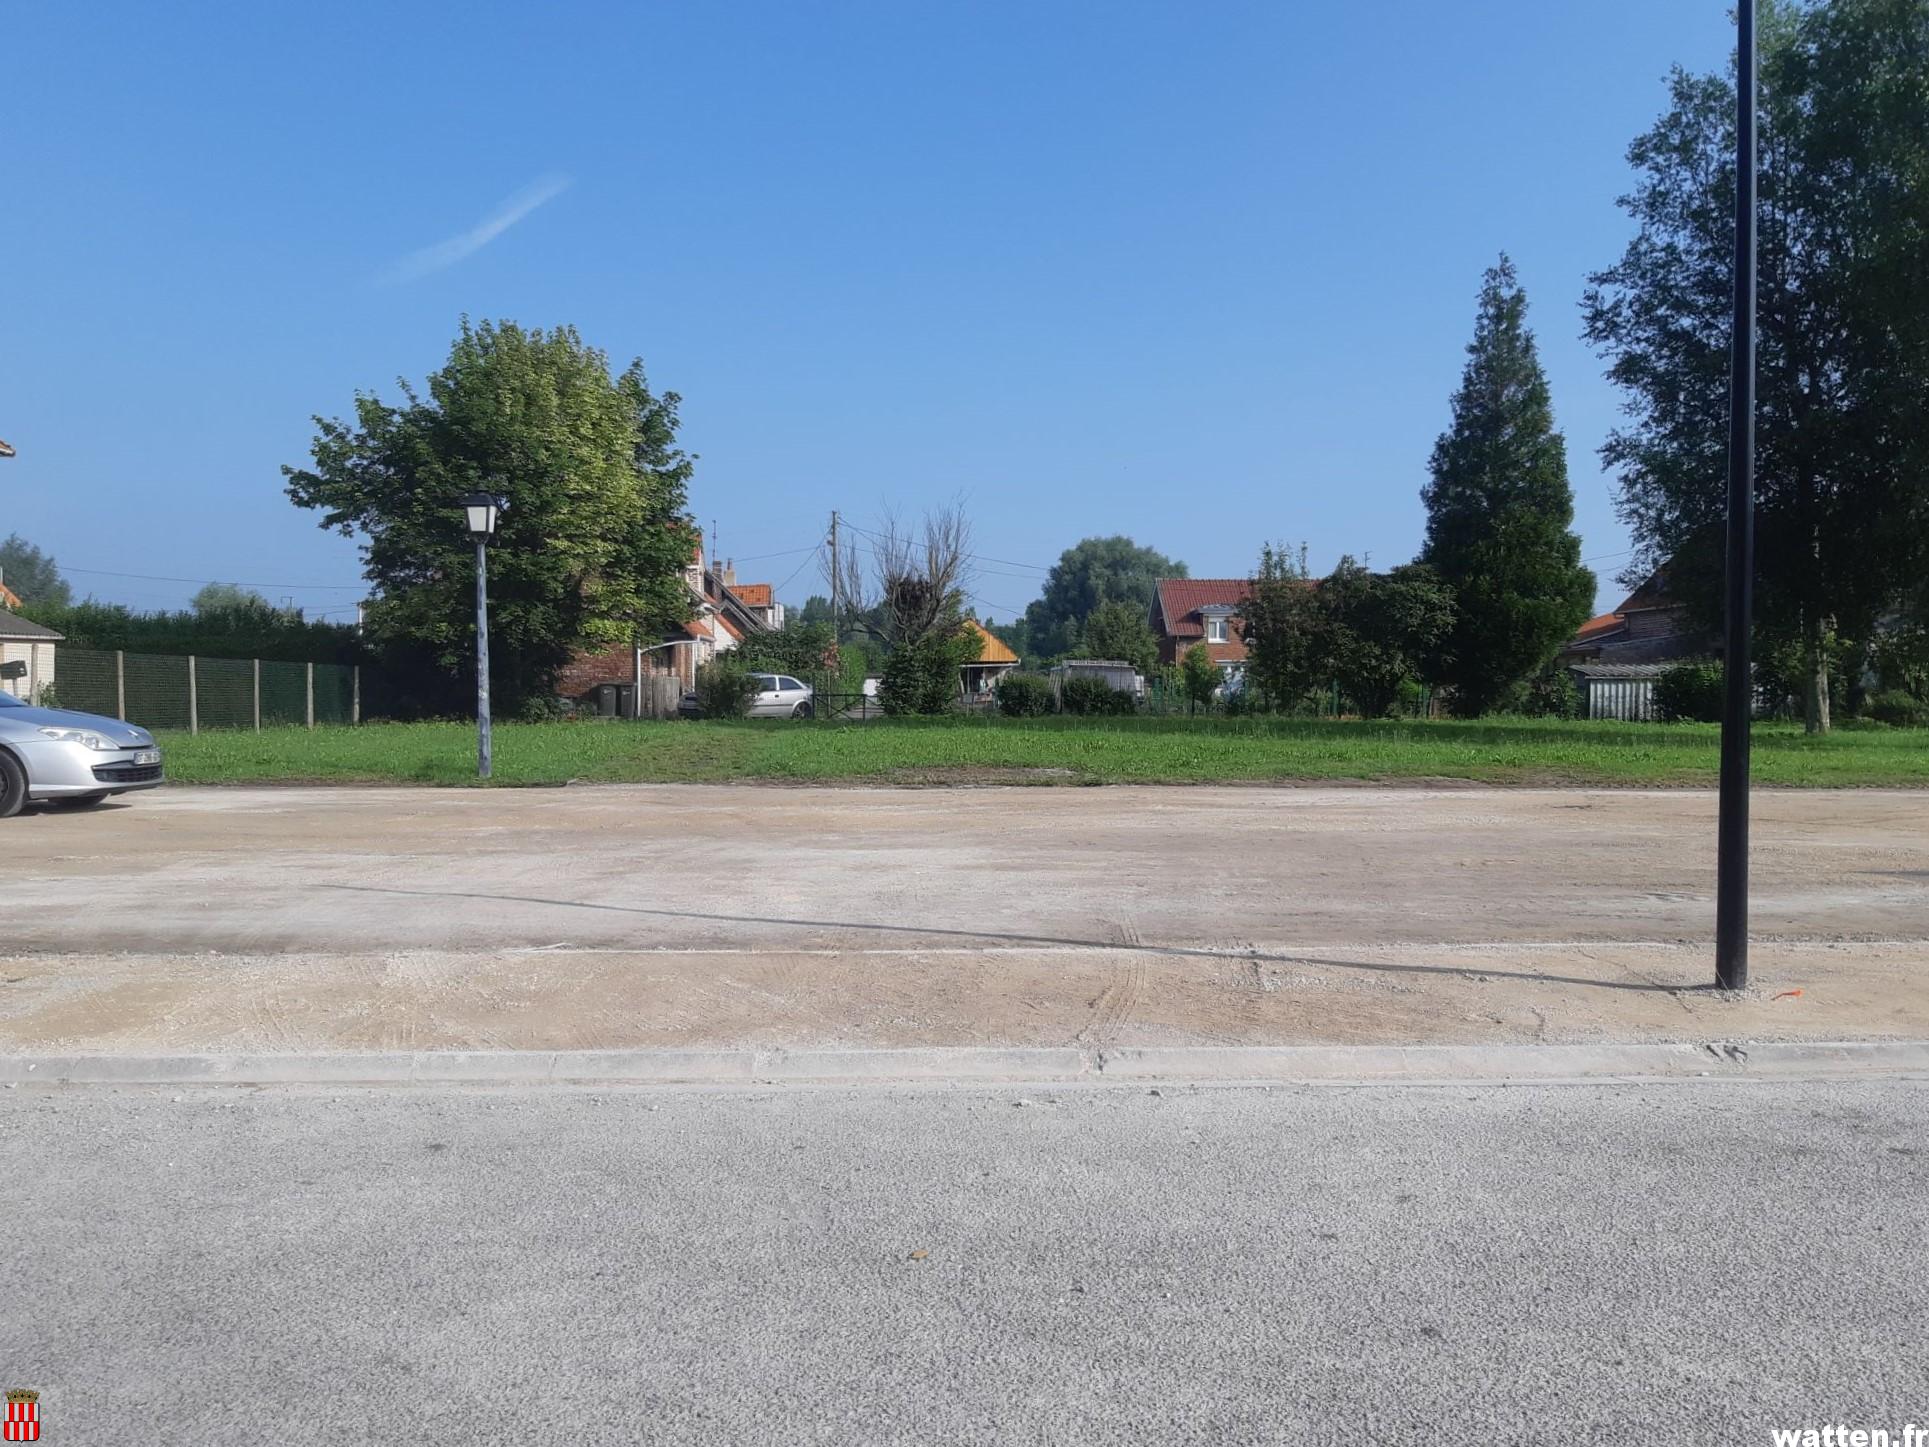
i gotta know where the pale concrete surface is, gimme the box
[3,784,1927,1054]
[3,1079,1925,1445]
[8,1039,1929,1088]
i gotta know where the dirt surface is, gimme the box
[3,784,1926,1054]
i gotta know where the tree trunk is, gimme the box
[1803,612,1831,735]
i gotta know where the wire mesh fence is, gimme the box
[49,647,360,731]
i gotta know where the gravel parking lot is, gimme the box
[3,783,1926,1055]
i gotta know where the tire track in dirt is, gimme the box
[1076,921,1149,1048]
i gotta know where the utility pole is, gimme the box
[1716,0,1757,991]
[829,510,841,636]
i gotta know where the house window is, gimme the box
[1205,616,1228,643]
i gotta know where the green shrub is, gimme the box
[1060,676,1135,716]
[1870,623,1929,699]
[880,630,977,716]
[1653,661,1725,723]
[1863,689,1928,728]
[694,657,758,719]
[996,673,1054,718]
[1517,665,1581,720]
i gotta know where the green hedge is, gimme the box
[996,673,1053,718]
[1654,661,1725,723]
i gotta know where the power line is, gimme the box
[966,590,1032,619]
[838,519,1053,575]
[839,540,1045,591]
[57,564,366,591]
[770,546,824,598]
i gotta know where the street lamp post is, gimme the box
[460,493,501,780]
[1716,0,1757,990]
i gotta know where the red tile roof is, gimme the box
[1572,612,1627,644]
[1153,579,1253,638]
[730,583,774,607]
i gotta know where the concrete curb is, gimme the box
[4,1040,1929,1088]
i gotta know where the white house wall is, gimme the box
[0,641,56,701]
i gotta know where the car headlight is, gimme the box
[38,726,120,751]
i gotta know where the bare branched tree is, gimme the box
[875,503,973,646]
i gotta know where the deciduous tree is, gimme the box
[1584,0,1929,733]
[1321,559,1457,718]
[1179,643,1219,715]
[1022,537,1186,661]
[1076,599,1159,675]
[0,534,72,608]
[1239,542,1323,710]
[284,319,694,717]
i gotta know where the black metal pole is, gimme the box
[475,537,493,781]
[1716,0,1757,990]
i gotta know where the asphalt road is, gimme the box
[4,1079,1926,1446]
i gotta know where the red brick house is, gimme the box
[556,532,780,713]
[1149,579,1253,670]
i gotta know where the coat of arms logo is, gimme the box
[2,1390,38,1443]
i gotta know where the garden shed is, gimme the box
[1570,662,1672,722]
[0,608,60,702]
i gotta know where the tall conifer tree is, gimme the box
[1422,257,1594,715]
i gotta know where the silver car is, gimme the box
[0,692,164,817]
[677,672,816,720]
[747,674,815,719]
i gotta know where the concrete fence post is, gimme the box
[352,665,361,725]
[188,655,199,735]
[253,658,261,731]
[305,662,316,729]
[116,650,126,720]
[27,643,39,705]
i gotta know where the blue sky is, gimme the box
[1,1,1736,624]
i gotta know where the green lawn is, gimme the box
[152,714,1929,788]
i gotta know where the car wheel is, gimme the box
[0,751,26,820]
[49,793,111,810]
[792,701,814,720]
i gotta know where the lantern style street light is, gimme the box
[459,492,502,779]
